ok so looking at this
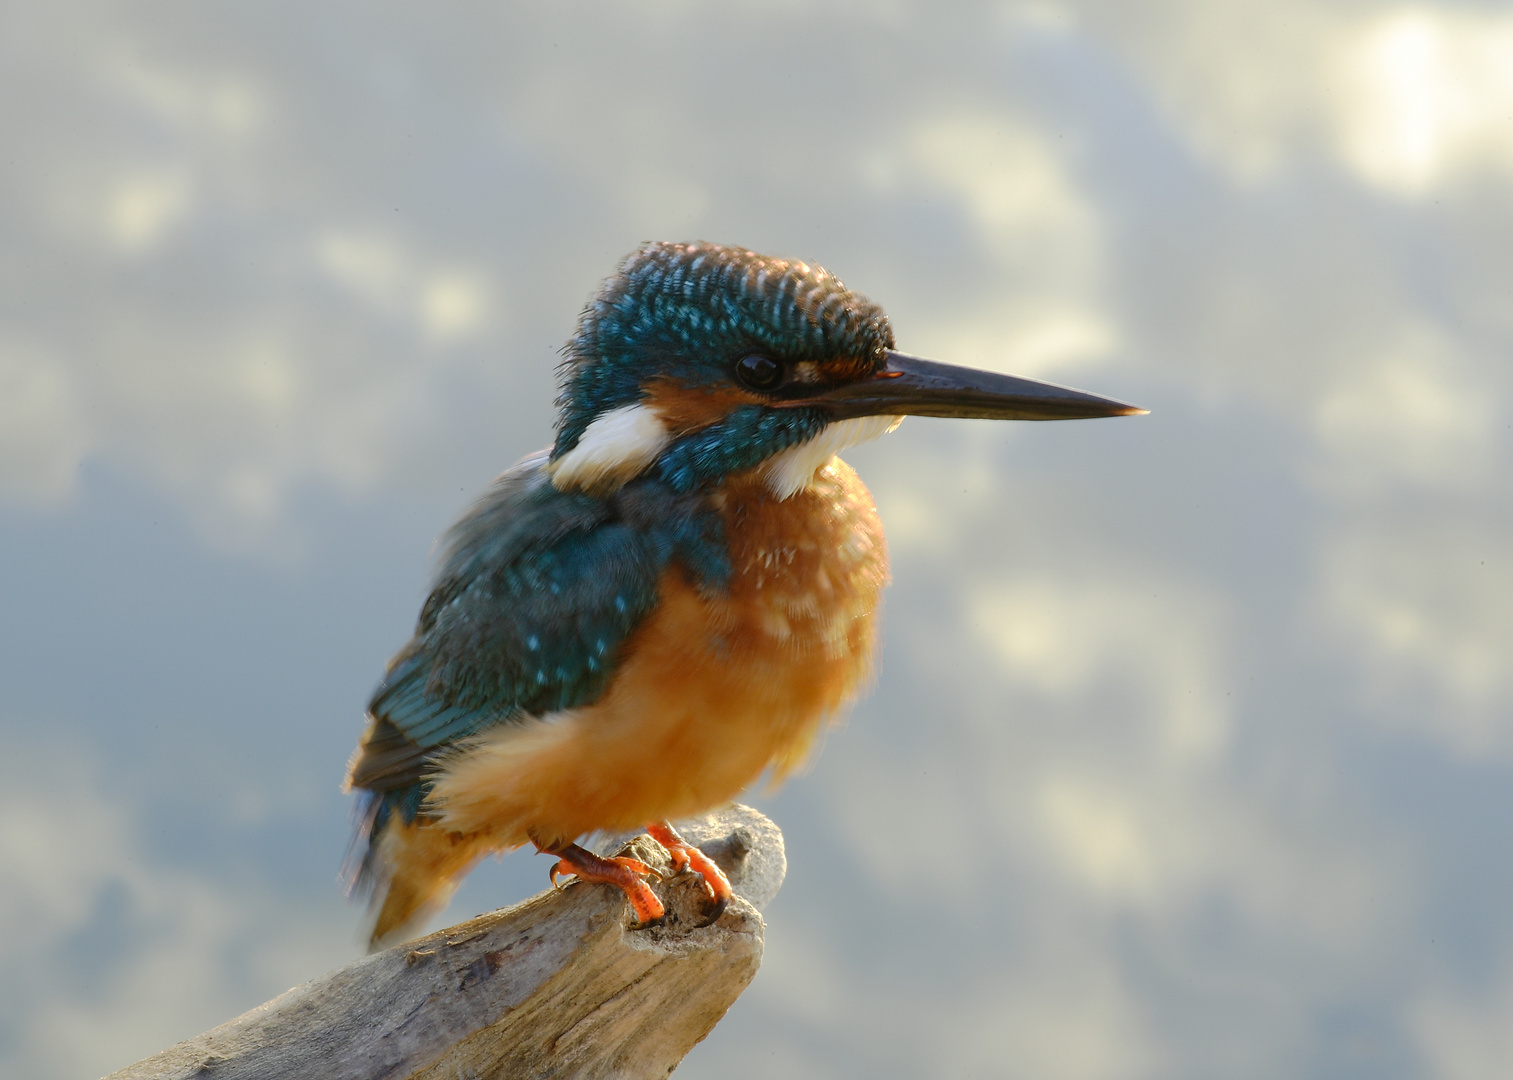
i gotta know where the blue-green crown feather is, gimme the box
[553,241,895,460]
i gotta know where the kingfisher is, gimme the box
[344,241,1142,946]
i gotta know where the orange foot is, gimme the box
[646,821,733,927]
[542,842,665,927]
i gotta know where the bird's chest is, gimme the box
[707,458,890,664]
[613,455,890,789]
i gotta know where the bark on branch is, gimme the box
[104,805,785,1080]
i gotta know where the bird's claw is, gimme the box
[645,821,734,927]
[689,894,729,929]
[541,845,665,925]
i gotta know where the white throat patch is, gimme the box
[761,414,904,499]
[548,403,671,492]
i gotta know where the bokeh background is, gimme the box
[3,2,1512,1077]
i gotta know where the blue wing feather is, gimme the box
[346,450,729,809]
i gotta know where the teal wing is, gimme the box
[345,452,729,884]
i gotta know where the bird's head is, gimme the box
[549,241,1140,497]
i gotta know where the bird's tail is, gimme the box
[344,784,488,950]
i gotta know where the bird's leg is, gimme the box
[646,821,732,926]
[538,841,665,927]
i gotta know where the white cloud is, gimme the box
[1064,0,1342,180]
[317,231,409,310]
[0,29,519,557]
[1413,969,1513,1080]
[869,108,1103,284]
[421,272,490,342]
[1311,322,1496,496]
[924,301,1118,382]
[105,167,196,253]
[317,231,495,344]
[1332,9,1513,197]
[1316,522,1513,759]
[0,741,350,1080]
[1024,762,1399,953]
[109,54,267,143]
[972,575,1231,765]
[1034,773,1172,903]
[902,113,1093,253]
[1068,1,1513,196]
[0,337,90,504]
[863,109,1117,381]
[829,540,1407,950]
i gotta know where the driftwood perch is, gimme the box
[105,805,785,1080]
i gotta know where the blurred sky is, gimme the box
[2,2,1512,1078]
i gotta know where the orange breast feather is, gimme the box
[428,457,889,850]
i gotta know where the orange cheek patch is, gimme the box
[642,379,766,435]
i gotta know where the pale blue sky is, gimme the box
[3,3,1512,1078]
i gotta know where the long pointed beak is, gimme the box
[808,350,1146,421]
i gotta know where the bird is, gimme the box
[343,241,1142,947]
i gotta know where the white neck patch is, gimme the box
[549,403,671,492]
[761,414,904,499]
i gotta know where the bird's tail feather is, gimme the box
[367,820,475,949]
[344,784,487,950]
[340,788,386,900]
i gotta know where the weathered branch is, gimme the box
[105,805,785,1080]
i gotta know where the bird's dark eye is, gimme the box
[733,353,786,392]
